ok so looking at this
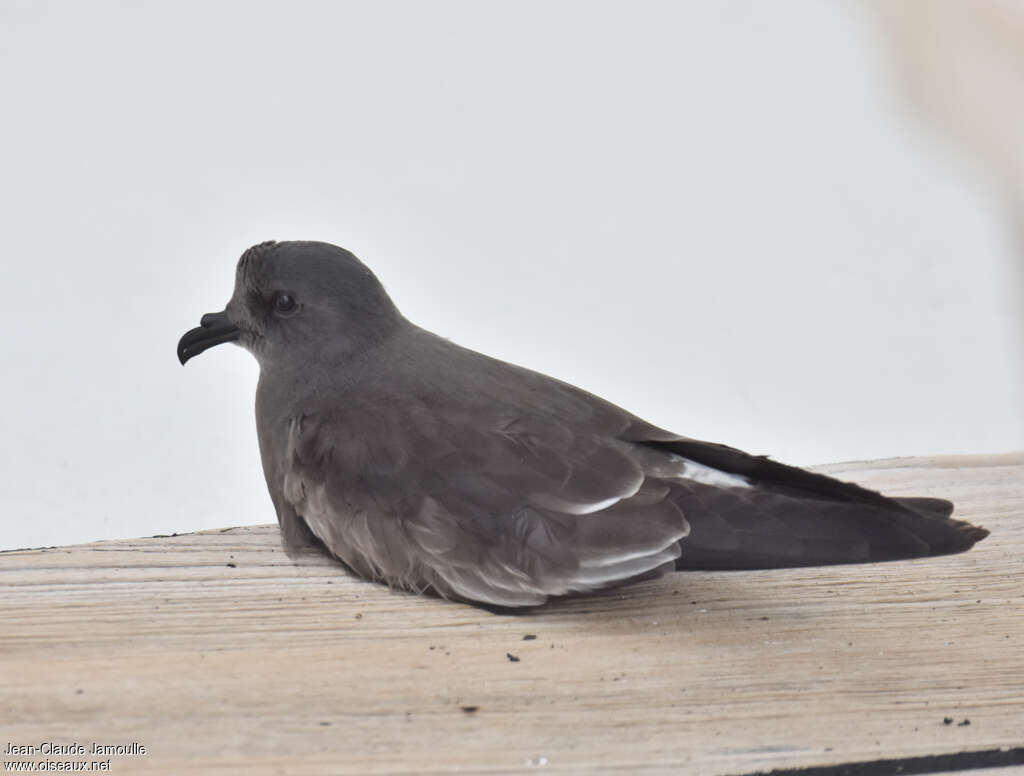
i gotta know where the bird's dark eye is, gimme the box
[272,292,298,316]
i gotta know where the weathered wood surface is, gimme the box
[1,454,1022,775]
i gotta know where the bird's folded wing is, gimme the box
[280,406,689,607]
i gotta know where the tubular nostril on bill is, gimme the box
[200,313,219,328]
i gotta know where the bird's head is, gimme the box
[177,240,402,370]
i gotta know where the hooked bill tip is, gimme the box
[177,311,240,365]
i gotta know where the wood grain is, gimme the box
[1,454,1021,775]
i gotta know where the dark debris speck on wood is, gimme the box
[506,653,520,662]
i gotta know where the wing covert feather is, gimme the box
[281,404,689,607]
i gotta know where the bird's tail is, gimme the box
[639,439,989,571]
[672,487,987,570]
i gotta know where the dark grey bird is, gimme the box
[178,240,988,608]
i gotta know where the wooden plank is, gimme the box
[1,453,1022,775]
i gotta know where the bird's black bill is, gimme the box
[177,310,240,365]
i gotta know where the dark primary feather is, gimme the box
[217,241,989,609]
[631,436,986,570]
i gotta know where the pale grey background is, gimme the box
[1,1,1020,550]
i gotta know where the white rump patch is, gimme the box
[672,456,751,489]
